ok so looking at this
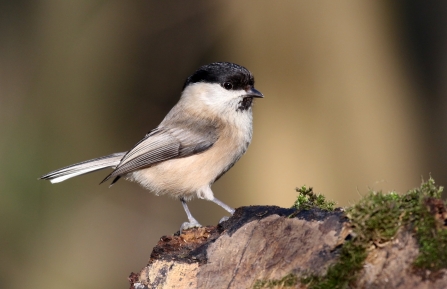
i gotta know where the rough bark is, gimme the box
[128,206,447,289]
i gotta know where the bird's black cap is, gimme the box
[183,62,255,91]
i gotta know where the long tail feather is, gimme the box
[40,152,126,184]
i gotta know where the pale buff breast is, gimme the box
[127,123,251,200]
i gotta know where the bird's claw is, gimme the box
[219,216,230,224]
[180,220,202,234]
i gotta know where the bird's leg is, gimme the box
[210,197,235,224]
[180,198,202,233]
[211,196,235,214]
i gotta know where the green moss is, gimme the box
[301,241,368,289]
[252,273,298,288]
[407,179,447,271]
[299,177,447,288]
[347,190,404,244]
[292,185,335,211]
[413,202,447,271]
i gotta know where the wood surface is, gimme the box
[128,206,447,289]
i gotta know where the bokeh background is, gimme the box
[2,1,447,288]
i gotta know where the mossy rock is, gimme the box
[293,177,447,289]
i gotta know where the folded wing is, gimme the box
[102,121,218,184]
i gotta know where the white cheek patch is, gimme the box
[183,83,245,113]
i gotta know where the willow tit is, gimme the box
[40,62,263,231]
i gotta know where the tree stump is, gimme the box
[127,204,447,288]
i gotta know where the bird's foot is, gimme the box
[180,220,202,234]
[219,216,230,224]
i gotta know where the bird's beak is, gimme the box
[246,87,264,98]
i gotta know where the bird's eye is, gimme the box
[223,82,233,90]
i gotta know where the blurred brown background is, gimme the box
[1,1,447,288]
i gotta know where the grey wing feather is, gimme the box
[102,122,218,183]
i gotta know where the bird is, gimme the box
[40,62,263,232]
